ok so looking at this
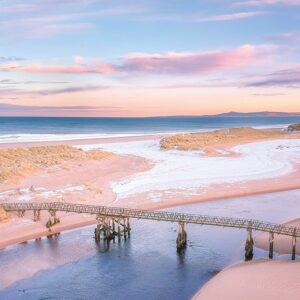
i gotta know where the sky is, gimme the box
[0,0,300,117]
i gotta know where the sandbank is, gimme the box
[193,259,300,300]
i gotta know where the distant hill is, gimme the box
[214,111,300,118]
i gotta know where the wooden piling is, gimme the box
[292,236,296,260]
[127,217,131,236]
[118,221,121,241]
[176,222,187,250]
[269,232,274,259]
[33,209,41,222]
[123,218,127,240]
[245,228,254,261]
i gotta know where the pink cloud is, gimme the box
[0,63,115,74]
[236,0,300,5]
[0,44,279,75]
[196,11,267,22]
[120,45,278,74]
[144,11,266,22]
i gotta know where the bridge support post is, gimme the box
[292,235,296,260]
[127,218,131,236]
[17,209,25,217]
[95,224,101,242]
[245,229,254,261]
[117,221,121,241]
[46,209,60,231]
[176,222,187,250]
[123,218,127,240]
[112,219,116,241]
[33,209,41,222]
[269,232,274,259]
[96,215,126,243]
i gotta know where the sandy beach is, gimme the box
[1,127,300,293]
[193,259,300,300]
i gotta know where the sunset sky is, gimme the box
[0,0,300,117]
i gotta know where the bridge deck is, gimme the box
[1,202,300,237]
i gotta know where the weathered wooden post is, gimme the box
[112,219,115,232]
[103,218,107,239]
[123,218,127,240]
[176,222,187,250]
[17,209,25,217]
[127,217,131,236]
[245,228,254,261]
[33,209,41,222]
[94,224,101,242]
[292,228,297,260]
[46,209,60,231]
[118,221,121,242]
[112,219,116,241]
[269,232,274,259]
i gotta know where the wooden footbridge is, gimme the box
[1,202,299,260]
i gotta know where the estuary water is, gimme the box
[1,189,300,300]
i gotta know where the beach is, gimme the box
[193,260,300,300]
[1,125,300,296]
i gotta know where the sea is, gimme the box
[0,116,299,143]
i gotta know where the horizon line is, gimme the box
[0,111,300,119]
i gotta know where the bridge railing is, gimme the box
[1,202,300,237]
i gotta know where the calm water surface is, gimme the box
[1,116,299,135]
[1,189,300,300]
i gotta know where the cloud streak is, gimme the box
[0,44,279,76]
[245,68,300,87]
[268,32,300,43]
[235,0,300,6]
[145,11,267,22]
[0,57,24,63]
[0,64,115,74]
[199,11,267,21]
[0,103,124,116]
[120,45,277,74]
[0,85,109,99]
[0,2,147,38]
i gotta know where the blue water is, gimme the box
[1,189,300,300]
[0,116,299,135]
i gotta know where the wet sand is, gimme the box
[193,259,300,300]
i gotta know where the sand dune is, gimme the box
[160,127,290,154]
[0,145,114,183]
